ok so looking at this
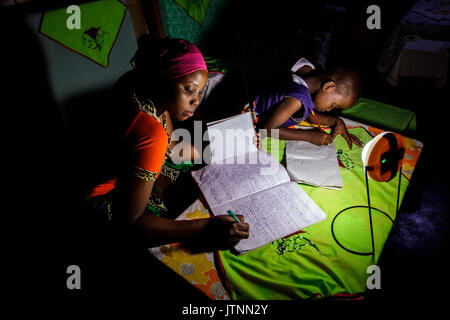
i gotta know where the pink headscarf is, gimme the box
[159,40,208,79]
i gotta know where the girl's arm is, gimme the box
[261,97,332,146]
[114,176,249,249]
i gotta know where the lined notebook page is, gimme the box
[212,182,327,254]
[191,151,289,208]
[191,151,327,254]
[286,140,343,190]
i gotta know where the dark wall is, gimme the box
[190,0,418,115]
[1,1,138,296]
[327,0,416,68]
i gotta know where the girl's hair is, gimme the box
[324,66,362,100]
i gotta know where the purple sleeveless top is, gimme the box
[254,80,315,127]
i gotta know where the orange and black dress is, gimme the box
[86,86,192,220]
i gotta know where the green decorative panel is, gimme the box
[158,0,228,48]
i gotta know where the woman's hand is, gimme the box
[186,215,250,251]
[331,118,363,149]
[208,215,250,248]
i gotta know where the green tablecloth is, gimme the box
[340,97,416,133]
[218,125,422,299]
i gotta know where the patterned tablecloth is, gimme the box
[149,200,230,300]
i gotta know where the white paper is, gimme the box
[192,149,327,254]
[191,114,329,254]
[191,151,290,208]
[285,140,343,189]
[212,182,327,254]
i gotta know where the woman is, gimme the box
[86,36,249,250]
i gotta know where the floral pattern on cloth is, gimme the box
[148,200,230,300]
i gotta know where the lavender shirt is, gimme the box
[254,80,315,127]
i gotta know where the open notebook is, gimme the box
[205,112,259,164]
[192,113,327,254]
[285,140,343,190]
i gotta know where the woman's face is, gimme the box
[165,70,208,121]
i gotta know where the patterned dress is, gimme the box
[86,81,194,220]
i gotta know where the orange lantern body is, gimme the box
[362,132,405,182]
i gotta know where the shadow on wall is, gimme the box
[1,6,63,200]
[1,1,129,193]
[3,2,136,204]
[1,3,118,243]
[1,4,79,292]
[63,86,126,198]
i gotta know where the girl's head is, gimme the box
[134,36,208,121]
[313,66,362,113]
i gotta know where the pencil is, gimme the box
[251,100,257,122]
[310,110,324,132]
[227,210,241,223]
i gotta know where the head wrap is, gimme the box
[159,39,208,80]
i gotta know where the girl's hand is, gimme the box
[306,130,333,146]
[331,118,363,149]
[253,132,261,150]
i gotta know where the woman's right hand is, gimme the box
[211,215,250,244]
[306,131,333,146]
[189,215,250,251]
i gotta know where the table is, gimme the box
[387,38,450,87]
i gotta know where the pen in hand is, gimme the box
[227,210,241,223]
[311,110,324,133]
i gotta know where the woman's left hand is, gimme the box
[331,118,363,149]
